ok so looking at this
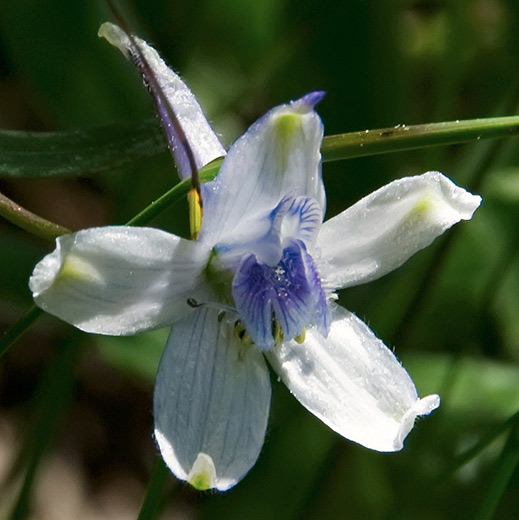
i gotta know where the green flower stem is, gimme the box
[137,458,172,520]
[474,413,519,520]
[321,116,519,161]
[1,115,519,178]
[0,305,43,360]
[431,410,519,492]
[126,159,220,226]
[387,410,519,520]
[0,192,71,241]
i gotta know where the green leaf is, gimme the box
[0,119,166,178]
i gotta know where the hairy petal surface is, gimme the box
[30,227,209,334]
[267,304,439,452]
[154,307,271,491]
[317,171,482,290]
[99,22,225,179]
[200,93,326,245]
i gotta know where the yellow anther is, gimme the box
[294,328,306,344]
[234,321,254,346]
[273,320,285,346]
[187,187,203,240]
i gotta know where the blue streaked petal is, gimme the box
[99,23,225,180]
[200,93,325,245]
[277,195,323,247]
[232,242,327,350]
[154,307,271,491]
[216,195,323,269]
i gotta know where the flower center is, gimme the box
[208,195,329,350]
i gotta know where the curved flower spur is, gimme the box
[29,22,482,491]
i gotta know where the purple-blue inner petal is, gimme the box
[299,91,326,109]
[232,241,328,350]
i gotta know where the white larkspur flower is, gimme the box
[29,23,482,491]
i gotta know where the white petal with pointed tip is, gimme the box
[29,227,209,334]
[98,22,225,177]
[267,304,439,452]
[154,307,271,491]
[316,171,481,290]
[200,97,325,245]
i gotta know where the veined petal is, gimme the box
[317,171,481,290]
[267,304,439,452]
[99,22,225,179]
[232,241,328,350]
[29,226,210,334]
[216,195,324,268]
[154,307,271,491]
[200,93,325,245]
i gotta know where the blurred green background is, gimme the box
[1,0,519,518]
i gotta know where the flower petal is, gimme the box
[232,241,328,350]
[316,171,481,290]
[29,226,210,334]
[200,93,325,245]
[154,307,271,491]
[266,304,439,452]
[98,22,225,179]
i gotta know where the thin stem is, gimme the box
[137,458,171,520]
[474,414,519,520]
[0,306,43,360]
[429,411,519,492]
[126,162,218,226]
[0,192,70,240]
[385,410,519,519]
[321,115,519,162]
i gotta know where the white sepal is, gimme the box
[316,171,481,290]
[154,307,271,491]
[98,22,225,178]
[29,226,210,334]
[267,304,439,452]
[200,96,325,245]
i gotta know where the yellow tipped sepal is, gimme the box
[187,453,217,491]
[188,187,203,240]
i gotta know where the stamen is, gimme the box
[188,187,203,240]
[234,321,254,345]
[272,318,285,346]
[294,328,306,344]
